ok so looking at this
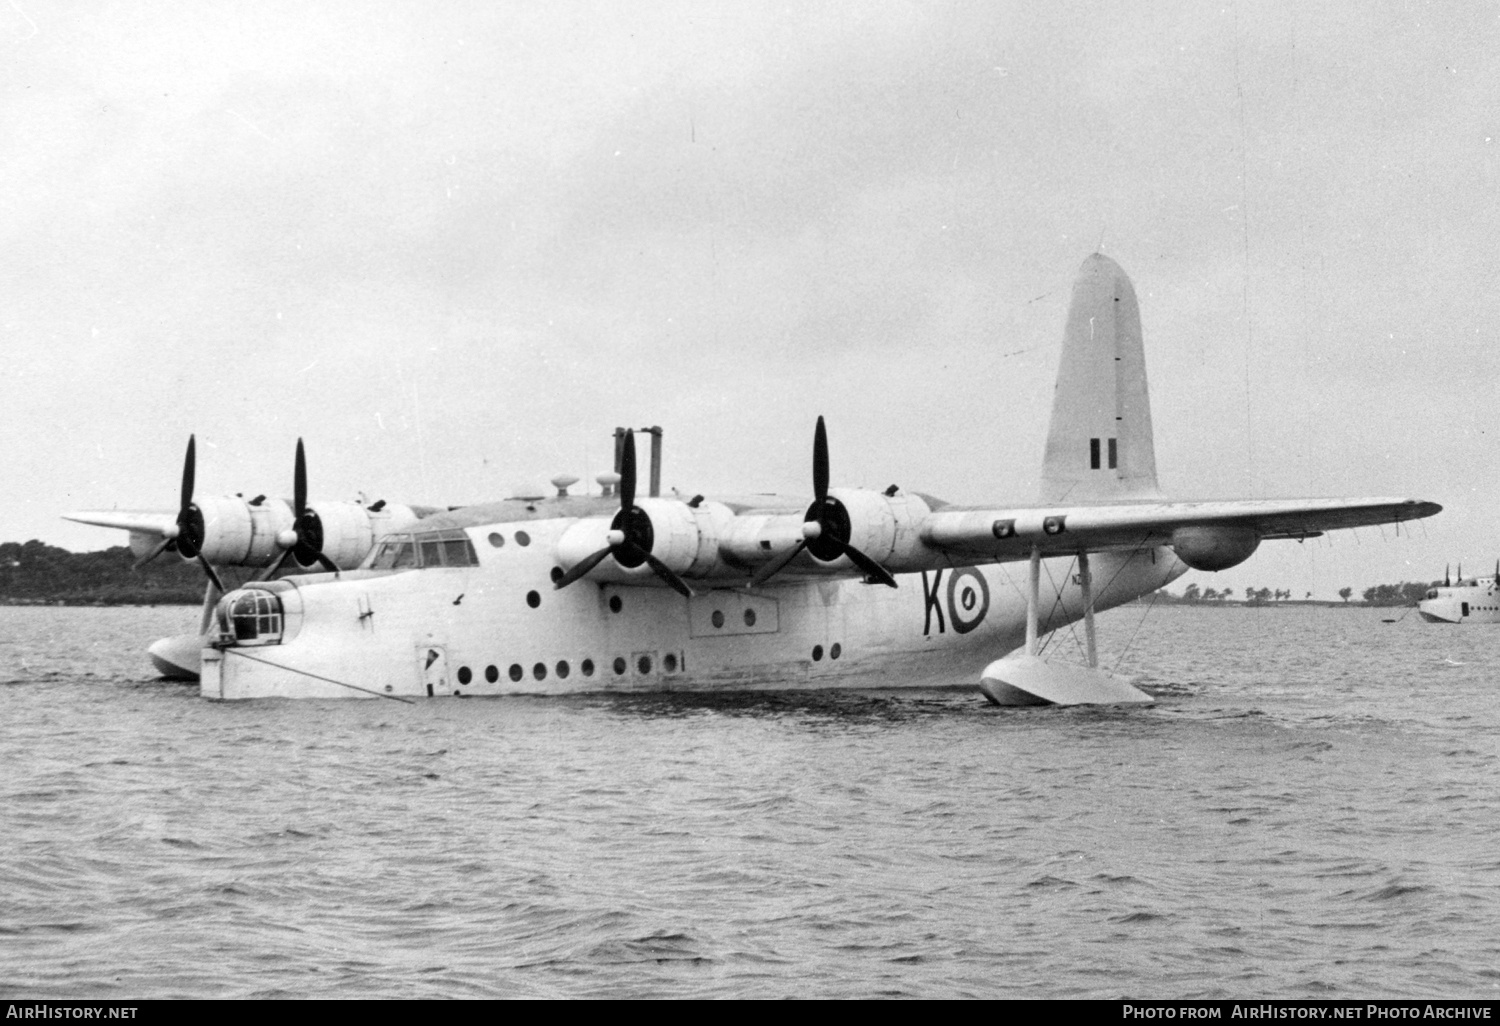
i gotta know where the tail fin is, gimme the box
[1039,253,1161,503]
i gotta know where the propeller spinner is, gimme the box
[749,416,897,589]
[553,431,694,598]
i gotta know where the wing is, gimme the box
[921,497,1441,561]
[61,510,178,537]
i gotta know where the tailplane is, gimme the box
[1039,254,1161,503]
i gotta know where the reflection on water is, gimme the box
[2,604,1499,999]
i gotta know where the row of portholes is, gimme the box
[454,651,682,686]
[812,644,843,661]
[487,530,532,548]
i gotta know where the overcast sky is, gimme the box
[3,1,1495,599]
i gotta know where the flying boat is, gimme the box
[1417,563,1500,623]
[68,255,1440,705]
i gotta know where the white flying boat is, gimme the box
[1417,564,1500,623]
[68,255,1441,705]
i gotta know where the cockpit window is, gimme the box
[365,530,478,569]
[442,538,472,566]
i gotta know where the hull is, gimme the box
[201,518,1186,700]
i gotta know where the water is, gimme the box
[2,603,1498,999]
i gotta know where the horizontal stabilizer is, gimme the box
[978,654,1152,707]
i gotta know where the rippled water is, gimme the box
[3,603,1499,999]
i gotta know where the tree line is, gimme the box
[1156,581,1433,607]
[0,540,247,605]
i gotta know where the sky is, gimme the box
[3,0,1496,600]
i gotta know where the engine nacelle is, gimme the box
[299,500,379,570]
[191,496,295,566]
[827,488,933,571]
[1171,525,1260,571]
[717,489,933,575]
[553,500,738,584]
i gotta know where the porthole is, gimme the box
[831,643,842,660]
[812,645,823,662]
[609,596,623,614]
[637,655,653,675]
[509,664,523,682]
[613,657,626,675]
[557,660,570,679]
[711,610,725,628]
[743,608,757,627]
[533,662,547,681]
[550,567,564,584]
[485,665,499,683]
[663,653,677,672]
[526,590,541,608]
[582,659,595,676]
[488,532,504,548]
[515,531,531,547]
[457,666,473,684]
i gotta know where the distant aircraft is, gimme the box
[63,440,440,677]
[1417,562,1500,623]
[70,255,1440,704]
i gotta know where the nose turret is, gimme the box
[212,586,291,647]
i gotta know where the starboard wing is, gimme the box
[921,497,1441,561]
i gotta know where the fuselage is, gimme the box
[200,497,1187,700]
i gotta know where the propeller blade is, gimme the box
[620,430,636,511]
[197,554,225,595]
[294,438,307,516]
[748,539,806,589]
[833,538,898,588]
[133,536,173,570]
[554,546,613,590]
[640,550,695,598]
[812,416,829,503]
[314,552,341,575]
[181,435,196,512]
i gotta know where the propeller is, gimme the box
[133,435,224,593]
[258,439,340,580]
[748,416,897,589]
[553,431,694,598]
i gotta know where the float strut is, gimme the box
[1079,550,1098,669]
[1025,545,1040,656]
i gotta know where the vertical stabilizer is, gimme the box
[1039,254,1160,503]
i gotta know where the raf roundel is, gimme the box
[946,567,990,635]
